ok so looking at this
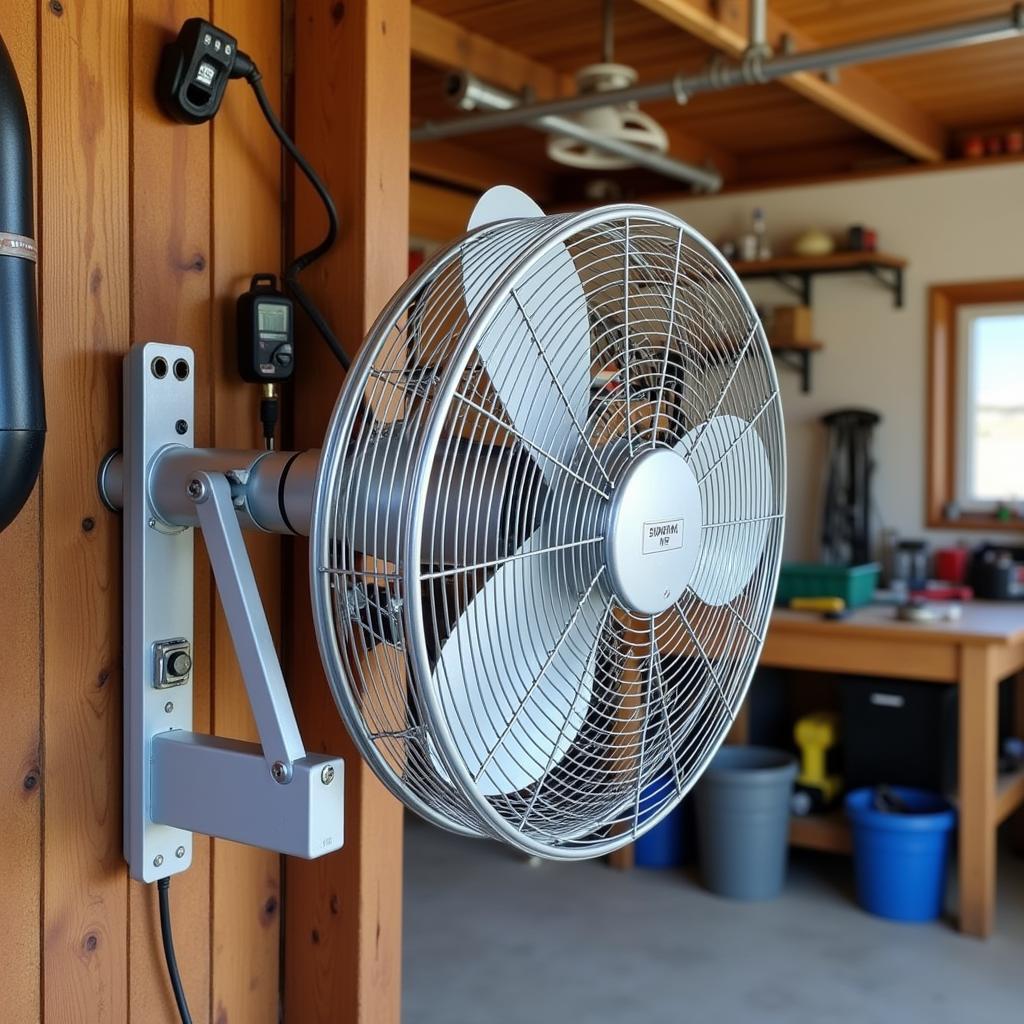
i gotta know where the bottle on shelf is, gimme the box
[752,207,772,261]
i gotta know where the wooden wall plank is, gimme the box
[209,2,284,1021]
[40,0,131,1020]
[127,3,214,1022]
[0,6,42,1022]
[285,1,408,1021]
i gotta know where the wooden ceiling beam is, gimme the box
[411,5,571,98]
[634,0,947,162]
[410,180,478,241]
[411,138,553,198]
[411,4,739,189]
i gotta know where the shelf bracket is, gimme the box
[770,271,811,306]
[773,349,813,393]
[865,263,904,308]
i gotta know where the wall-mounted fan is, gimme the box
[101,186,784,881]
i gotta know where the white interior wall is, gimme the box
[661,162,1024,561]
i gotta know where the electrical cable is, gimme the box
[260,382,280,450]
[157,877,193,1024]
[237,56,350,371]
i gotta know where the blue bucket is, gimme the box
[634,776,684,868]
[845,787,956,922]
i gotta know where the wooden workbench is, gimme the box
[610,602,1024,939]
[761,602,1024,938]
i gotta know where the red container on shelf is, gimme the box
[934,547,969,584]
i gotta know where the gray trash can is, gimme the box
[695,745,798,901]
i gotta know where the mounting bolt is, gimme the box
[271,760,291,784]
[175,419,189,435]
[164,701,174,713]
[175,845,186,859]
[153,854,164,868]
[187,478,206,502]
[147,517,156,529]
[320,764,335,786]
[167,650,192,678]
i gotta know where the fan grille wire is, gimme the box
[310,205,785,858]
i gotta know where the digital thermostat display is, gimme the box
[257,303,289,336]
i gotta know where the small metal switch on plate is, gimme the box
[154,638,193,688]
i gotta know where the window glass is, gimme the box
[960,306,1024,504]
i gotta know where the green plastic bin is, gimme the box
[776,562,880,609]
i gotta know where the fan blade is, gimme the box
[677,414,774,606]
[431,531,606,797]
[462,189,591,481]
[467,184,544,229]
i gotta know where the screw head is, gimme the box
[187,478,205,501]
[164,701,174,713]
[153,854,164,868]
[271,760,289,783]
[320,764,336,786]
[175,419,189,435]
[175,845,186,859]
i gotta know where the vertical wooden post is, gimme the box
[40,1,131,1020]
[285,2,409,1021]
[208,2,286,1020]
[0,7,41,1022]
[958,644,998,938]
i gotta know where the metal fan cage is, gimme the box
[310,205,785,859]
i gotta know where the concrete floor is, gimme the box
[403,818,1024,1024]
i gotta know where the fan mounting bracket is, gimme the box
[121,342,343,883]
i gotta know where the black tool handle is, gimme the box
[0,34,45,532]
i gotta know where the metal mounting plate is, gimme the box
[123,342,195,883]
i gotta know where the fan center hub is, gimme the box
[605,448,702,616]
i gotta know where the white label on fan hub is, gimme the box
[606,449,701,615]
[642,519,684,554]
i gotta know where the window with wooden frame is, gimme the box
[928,279,1024,530]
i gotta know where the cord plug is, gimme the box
[157,18,255,124]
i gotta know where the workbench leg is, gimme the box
[958,647,999,938]
[1014,672,1024,856]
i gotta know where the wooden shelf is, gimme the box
[733,251,907,308]
[996,767,1024,824]
[789,810,852,854]
[734,252,907,275]
[790,768,1024,855]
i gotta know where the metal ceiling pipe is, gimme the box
[410,8,1024,142]
[602,0,615,64]
[415,71,723,192]
[748,0,768,53]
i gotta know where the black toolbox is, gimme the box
[841,679,958,793]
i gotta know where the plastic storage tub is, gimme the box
[845,786,956,922]
[695,746,797,900]
[776,562,880,609]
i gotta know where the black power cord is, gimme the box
[239,58,349,371]
[157,20,349,371]
[157,877,193,1024]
